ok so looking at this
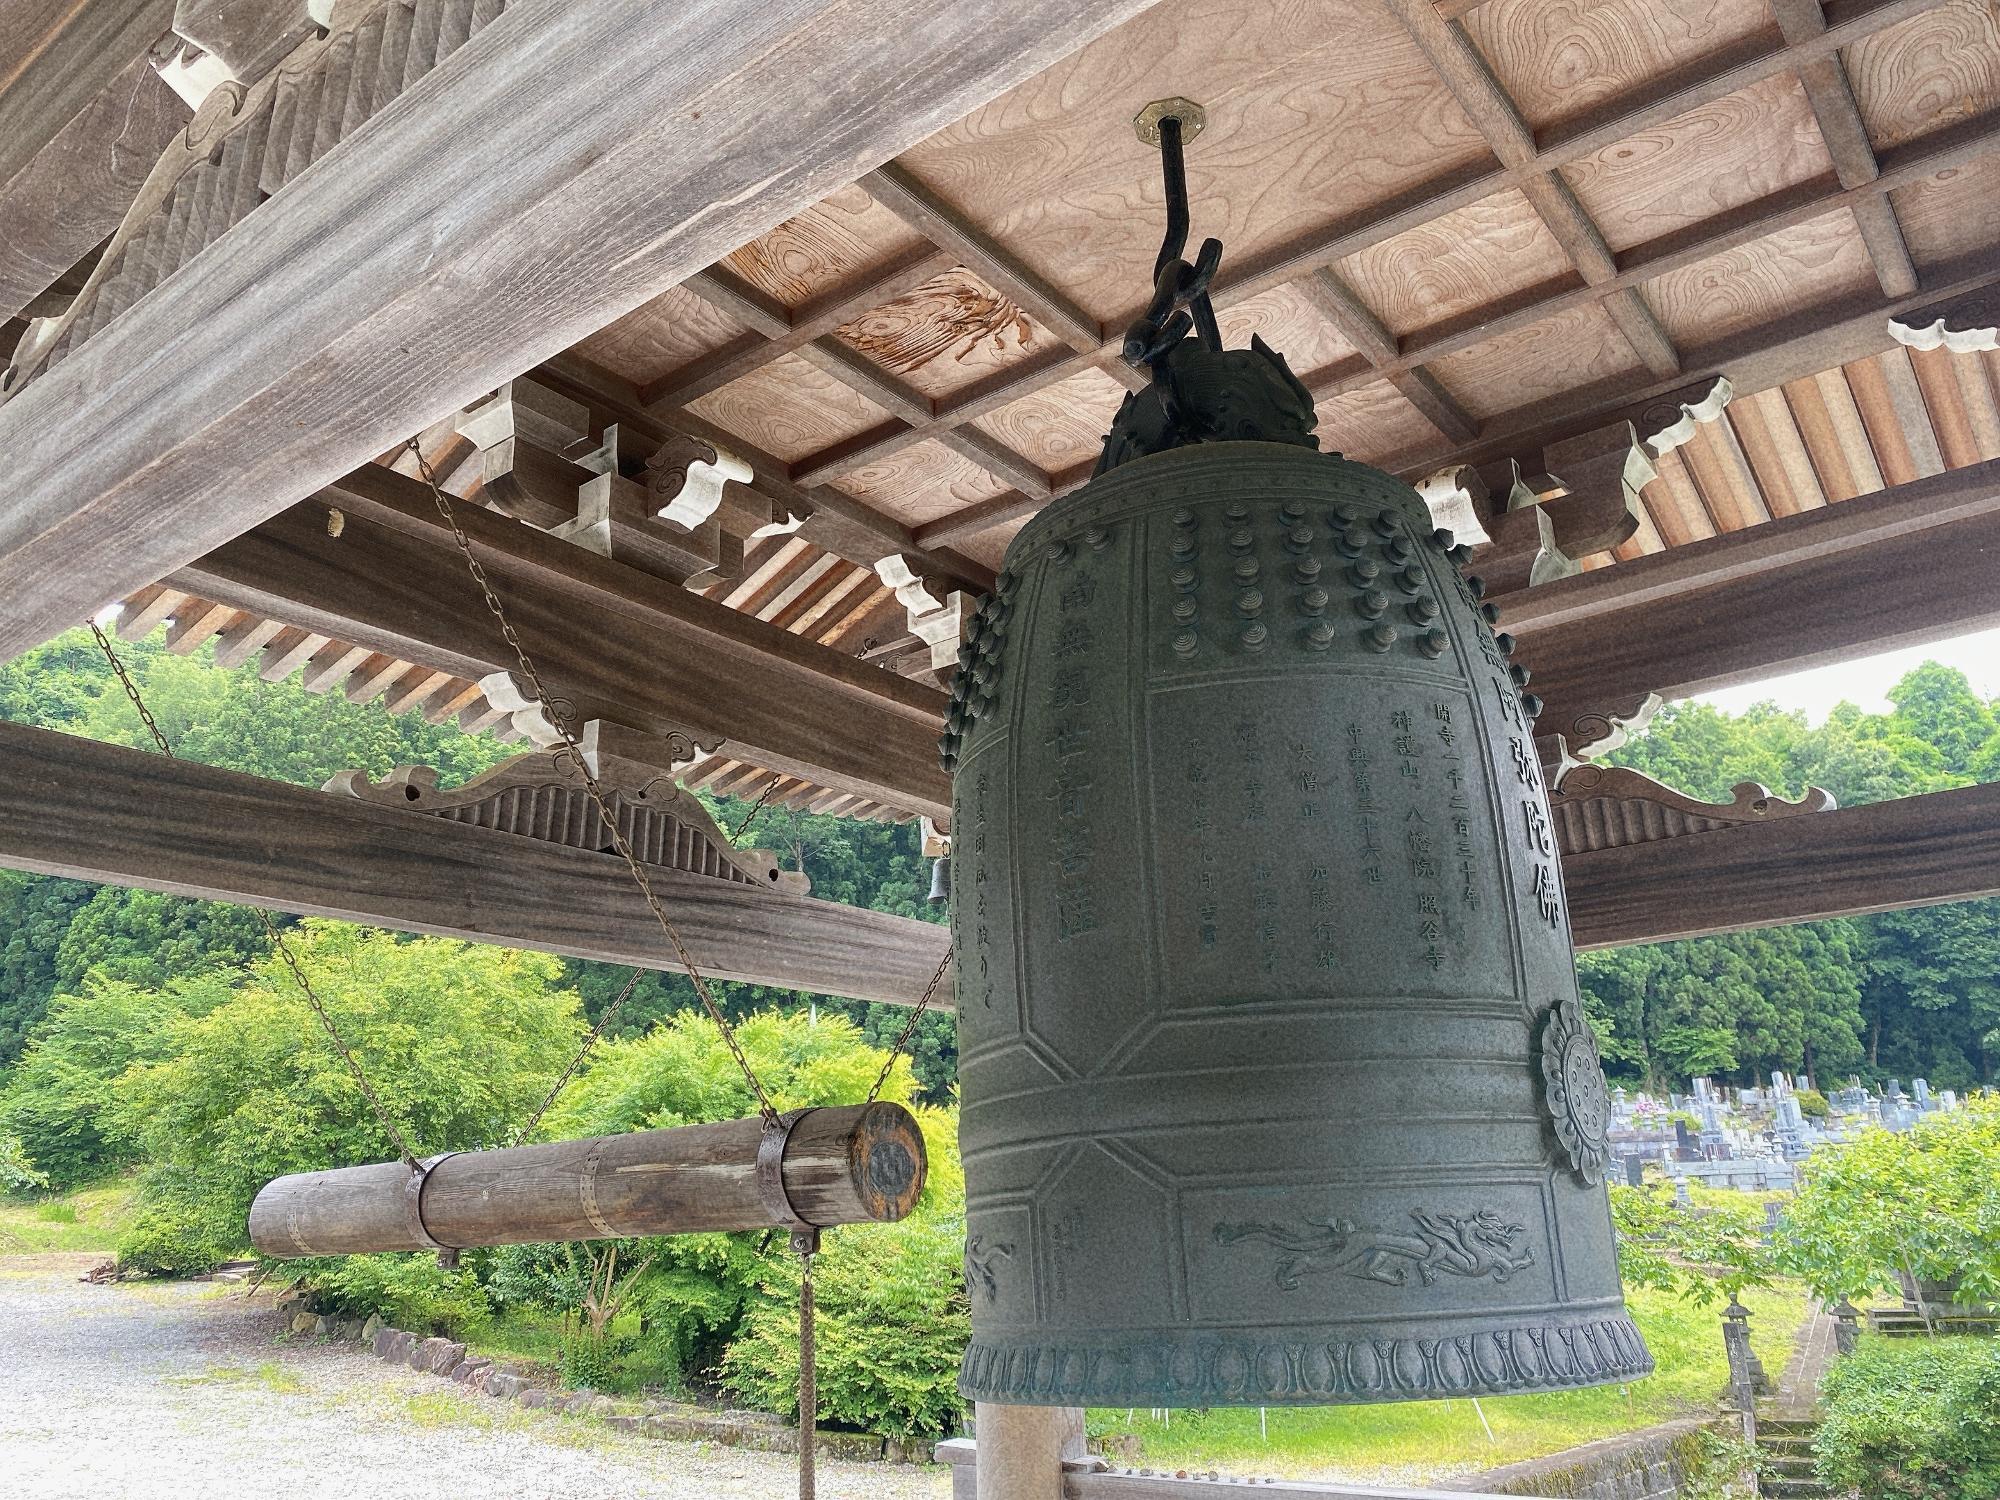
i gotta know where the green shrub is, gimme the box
[720,1106,968,1440]
[300,1252,490,1336]
[0,1134,47,1194]
[1779,1096,2000,1305]
[1816,1337,2000,1499]
[116,1169,239,1276]
[1795,1088,1830,1121]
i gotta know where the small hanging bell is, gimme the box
[928,855,952,906]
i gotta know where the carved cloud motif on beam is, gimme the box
[1549,764,1834,858]
[325,750,806,893]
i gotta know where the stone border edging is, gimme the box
[291,1313,898,1463]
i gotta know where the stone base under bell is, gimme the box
[959,1309,1652,1407]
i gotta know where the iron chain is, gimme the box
[88,623,424,1169]
[406,441,782,1124]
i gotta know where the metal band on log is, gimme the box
[247,1103,926,1258]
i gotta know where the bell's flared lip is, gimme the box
[958,1311,1653,1407]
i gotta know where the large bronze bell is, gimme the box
[940,100,1648,1409]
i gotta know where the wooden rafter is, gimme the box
[1508,457,2000,753]
[170,465,954,820]
[0,0,1154,659]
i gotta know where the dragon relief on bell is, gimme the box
[1540,992,1613,1185]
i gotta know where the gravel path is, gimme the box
[0,1253,950,1500]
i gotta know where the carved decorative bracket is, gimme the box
[325,745,805,893]
[875,554,966,672]
[154,0,327,110]
[1890,291,2000,355]
[1536,691,1664,783]
[1415,464,1493,548]
[1550,766,1834,856]
[1634,375,1734,458]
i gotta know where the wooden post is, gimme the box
[248,1103,924,1256]
[974,1403,1086,1500]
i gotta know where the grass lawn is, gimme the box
[1086,1281,1810,1486]
[0,1176,140,1254]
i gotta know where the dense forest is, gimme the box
[2,629,1998,1099]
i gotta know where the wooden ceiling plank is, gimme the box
[1642,449,1718,546]
[1728,387,1827,516]
[861,161,1106,357]
[815,583,893,648]
[722,536,813,609]
[784,566,872,638]
[764,556,850,629]
[642,246,956,408]
[1947,349,2000,459]
[1784,373,1861,501]
[1846,352,1918,483]
[1380,0,1682,381]
[0,0,1153,660]
[1873,345,1946,478]
[754,551,842,623]
[0,721,952,1006]
[1769,0,1920,296]
[1908,344,1985,468]
[1527,0,1953,168]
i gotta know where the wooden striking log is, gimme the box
[249,1102,926,1258]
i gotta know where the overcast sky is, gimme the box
[1693,626,2000,723]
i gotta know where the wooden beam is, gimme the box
[0,53,188,323]
[1770,0,1919,297]
[0,720,955,1005]
[1390,245,2000,480]
[1504,458,2000,749]
[172,465,953,821]
[1567,783,2000,949]
[0,0,176,191]
[0,0,1156,659]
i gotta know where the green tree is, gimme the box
[117,925,585,1270]
[1778,1096,2000,1310]
[0,973,229,1187]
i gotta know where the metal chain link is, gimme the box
[406,441,782,1123]
[87,623,423,1169]
[727,780,779,843]
[865,946,953,1105]
[509,965,644,1148]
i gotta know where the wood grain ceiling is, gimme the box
[567,0,2000,583]
[54,0,2000,826]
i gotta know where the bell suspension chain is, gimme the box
[405,439,782,1126]
[87,624,424,1171]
